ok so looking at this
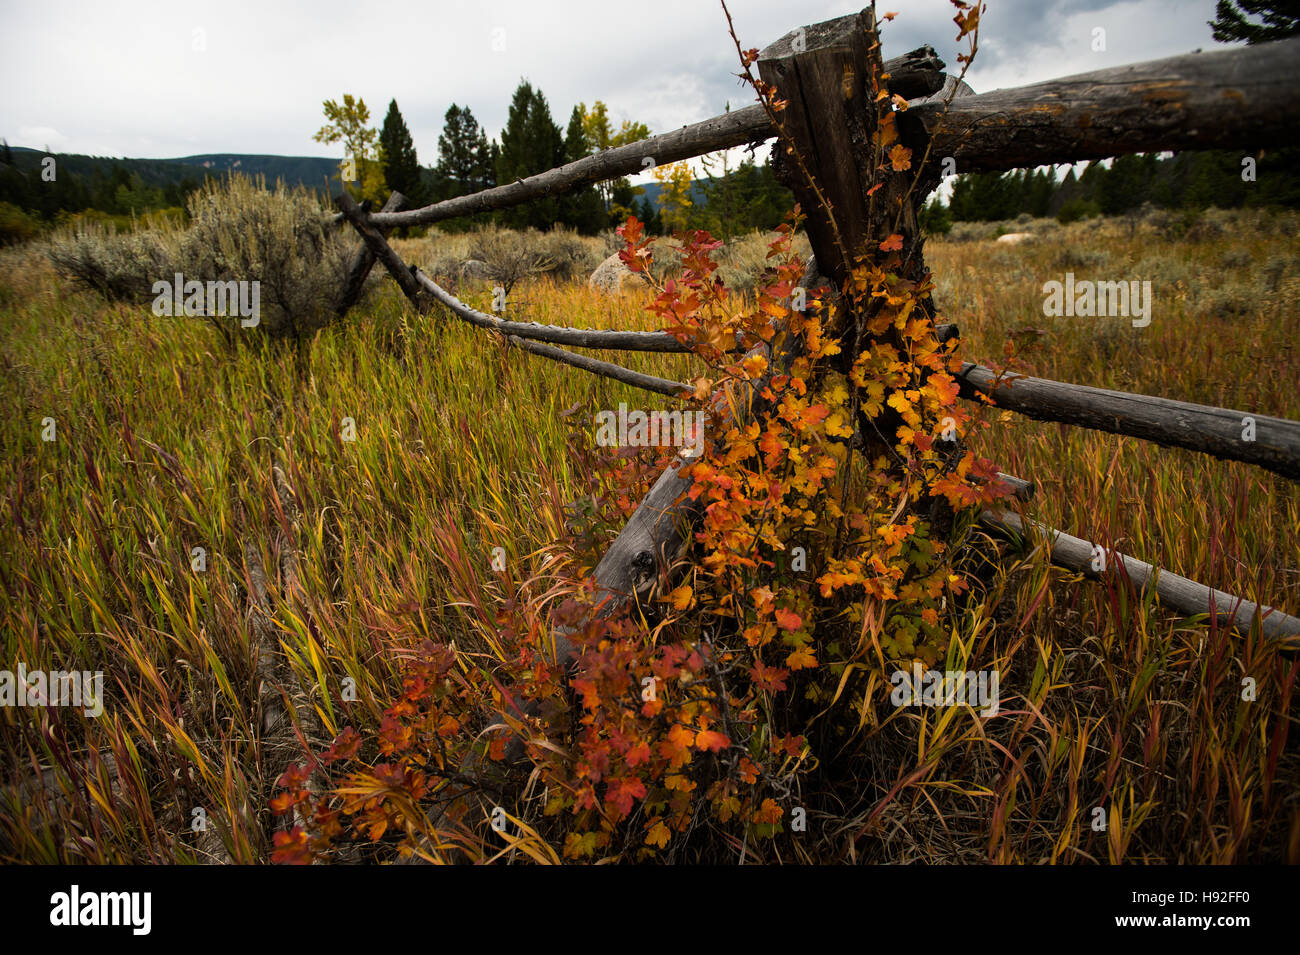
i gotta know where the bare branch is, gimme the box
[501,335,690,397]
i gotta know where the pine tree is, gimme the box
[1028,168,1057,218]
[430,104,497,229]
[497,80,565,229]
[435,104,495,199]
[918,198,952,235]
[633,196,662,234]
[379,99,424,204]
[948,170,1008,221]
[1208,0,1300,43]
[699,150,740,240]
[561,106,605,233]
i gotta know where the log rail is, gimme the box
[346,35,1300,232]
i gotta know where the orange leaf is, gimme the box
[270,791,301,814]
[750,661,790,693]
[663,584,693,611]
[604,776,647,817]
[625,741,652,767]
[786,645,818,670]
[879,234,904,252]
[752,798,783,825]
[695,729,730,752]
[271,827,312,865]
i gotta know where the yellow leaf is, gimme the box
[645,820,671,848]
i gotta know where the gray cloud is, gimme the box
[0,0,1221,163]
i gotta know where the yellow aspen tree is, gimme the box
[652,161,694,232]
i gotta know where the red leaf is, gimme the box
[604,776,647,817]
[271,827,312,865]
[774,607,803,632]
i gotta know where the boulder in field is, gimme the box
[589,252,645,294]
[459,259,492,281]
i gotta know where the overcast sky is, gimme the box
[1,0,1229,173]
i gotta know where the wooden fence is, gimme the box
[334,8,1300,646]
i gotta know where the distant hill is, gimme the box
[172,154,341,191]
[5,144,716,207]
[9,146,213,189]
[8,146,341,192]
[636,180,708,209]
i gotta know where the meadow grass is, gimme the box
[0,209,1296,863]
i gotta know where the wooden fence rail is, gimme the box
[980,509,1300,645]
[957,363,1300,480]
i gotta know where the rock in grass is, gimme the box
[588,252,646,294]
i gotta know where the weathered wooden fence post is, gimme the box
[757,8,937,452]
[759,9,897,287]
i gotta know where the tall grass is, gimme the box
[0,207,1295,862]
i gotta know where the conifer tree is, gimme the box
[379,99,424,204]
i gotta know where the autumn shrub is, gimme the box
[1262,254,1290,292]
[596,228,626,258]
[716,229,812,294]
[946,221,993,243]
[1055,246,1110,271]
[1218,248,1252,271]
[534,226,604,281]
[1198,279,1262,319]
[45,175,354,342]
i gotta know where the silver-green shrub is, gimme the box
[178,174,353,342]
